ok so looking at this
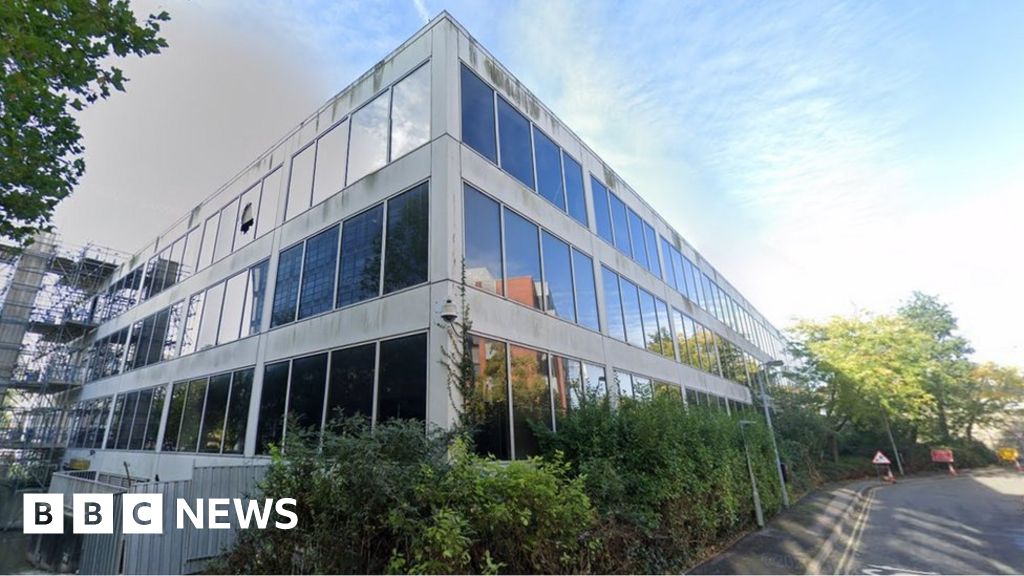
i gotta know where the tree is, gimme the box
[898,292,974,441]
[956,363,1024,441]
[0,1,169,245]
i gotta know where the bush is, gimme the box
[213,418,594,575]
[537,397,784,573]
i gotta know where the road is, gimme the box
[836,469,1024,575]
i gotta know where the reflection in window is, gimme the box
[464,185,503,296]
[312,120,349,206]
[383,183,429,294]
[242,260,269,337]
[627,208,647,268]
[179,292,204,356]
[591,176,613,243]
[602,267,625,340]
[656,299,675,360]
[674,249,689,301]
[258,168,283,238]
[143,387,164,450]
[633,376,653,402]
[196,283,224,351]
[214,198,239,261]
[256,360,289,454]
[497,97,534,190]
[337,204,383,307]
[638,289,660,354]
[468,336,510,459]
[503,209,541,309]
[200,373,231,453]
[286,145,315,221]
[347,91,389,185]
[271,243,303,327]
[288,353,328,432]
[584,363,607,401]
[127,391,148,449]
[616,371,633,399]
[105,395,125,448]
[608,192,631,255]
[643,222,660,278]
[661,237,677,291]
[460,65,497,162]
[377,333,427,422]
[541,232,574,322]
[563,153,587,226]
[326,343,375,422]
[298,225,339,320]
[177,378,208,452]
[619,277,644,347]
[223,368,253,454]
[163,381,187,451]
[391,62,431,159]
[509,345,550,459]
[218,271,248,345]
[533,128,564,210]
[571,249,599,331]
[197,214,219,270]
[182,226,202,281]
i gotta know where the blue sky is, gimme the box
[56,0,1024,366]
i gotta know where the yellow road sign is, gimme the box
[997,447,1019,462]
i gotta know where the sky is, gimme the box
[52,0,1024,367]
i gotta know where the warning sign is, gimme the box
[872,451,891,465]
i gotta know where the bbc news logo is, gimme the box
[23,494,297,534]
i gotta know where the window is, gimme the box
[271,243,304,327]
[551,356,576,414]
[298,225,340,319]
[583,363,607,401]
[655,299,675,360]
[258,168,283,237]
[347,91,389,185]
[464,185,503,296]
[195,283,224,351]
[312,120,349,206]
[177,378,208,452]
[200,373,231,453]
[180,292,204,356]
[223,369,253,454]
[633,376,653,401]
[602,267,625,340]
[234,183,262,250]
[591,176,613,243]
[627,208,647,268]
[571,249,599,331]
[509,345,550,459]
[390,62,431,159]
[162,301,184,361]
[105,395,125,448]
[460,65,497,162]
[497,97,534,189]
[377,333,427,421]
[145,309,169,365]
[638,289,660,354]
[128,390,151,450]
[182,226,202,281]
[326,343,375,422]
[643,223,660,278]
[163,381,187,451]
[337,204,383,307]
[619,277,644,347]
[286,144,315,220]
[143,386,164,450]
[383,182,429,293]
[563,153,587,226]
[256,361,289,454]
[503,209,541,309]
[218,271,248,344]
[242,260,269,337]
[673,250,689,300]
[608,192,631,255]
[214,198,239,261]
[616,371,633,399]
[654,381,680,401]
[533,128,564,210]
[541,232,574,322]
[675,308,693,364]
[288,353,329,431]
[661,237,677,290]
[468,336,510,459]
[114,392,137,449]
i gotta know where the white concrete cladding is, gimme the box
[66,13,784,482]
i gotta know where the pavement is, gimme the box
[689,467,1024,575]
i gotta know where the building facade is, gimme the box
[57,13,787,482]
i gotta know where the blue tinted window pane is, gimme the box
[661,237,677,290]
[377,333,428,421]
[608,193,631,255]
[656,299,675,359]
[460,65,496,162]
[533,128,564,210]
[504,209,541,309]
[572,249,599,331]
[620,277,644,347]
[627,209,647,267]
[691,263,705,309]
[591,177,613,243]
[541,231,574,322]
[602,267,625,340]
[384,183,429,293]
[497,97,534,189]
[337,204,383,307]
[298,225,339,320]
[271,244,303,327]
[638,289,659,354]
[672,249,688,300]
[702,274,716,317]
[643,223,660,278]
[563,153,587,226]
[464,185,503,295]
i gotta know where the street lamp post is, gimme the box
[757,359,790,508]
[739,420,765,528]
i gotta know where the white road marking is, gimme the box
[861,563,938,575]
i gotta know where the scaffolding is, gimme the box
[0,233,128,487]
